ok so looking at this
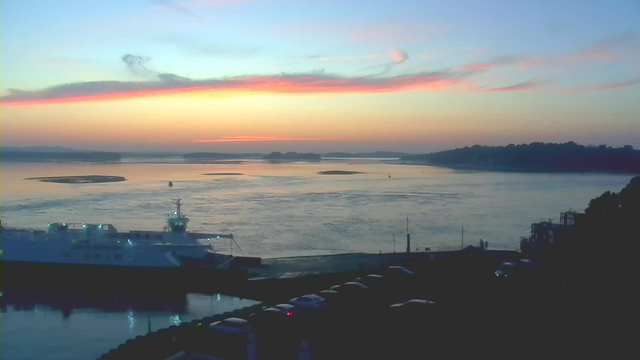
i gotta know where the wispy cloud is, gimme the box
[194,136,334,143]
[277,23,441,45]
[477,80,545,92]
[458,56,522,71]
[150,0,251,19]
[358,49,409,76]
[460,32,639,71]
[561,78,640,93]
[0,69,474,106]
[348,24,441,44]
[157,36,260,56]
[151,0,201,20]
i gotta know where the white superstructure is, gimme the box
[0,198,236,269]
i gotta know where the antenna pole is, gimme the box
[406,216,411,253]
[461,224,464,249]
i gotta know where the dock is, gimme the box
[219,248,520,302]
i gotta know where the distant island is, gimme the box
[203,173,244,176]
[1,149,121,162]
[324,151,407,158]
[183,152,262,160]
[25,175,126,184]
[401,142,640,173]
[318,170,364,175]
[264,152,321,161]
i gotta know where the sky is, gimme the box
[1,0,639,153]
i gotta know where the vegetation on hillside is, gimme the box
[402,142,640,173]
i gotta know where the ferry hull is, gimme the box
[0,261,248,293]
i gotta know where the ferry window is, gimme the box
[93,254,101,259]
[105,254,111,260]
[114,254,122,260]
[84,254,92,260]
[63,253,71,258]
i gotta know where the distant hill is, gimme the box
[183,152,263,160]
[264,152,321,161]
[401,142,640,173]
[1,150,121,162]
[0,146,84,153]
[323,151,408,158]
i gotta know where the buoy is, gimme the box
[168,181,173,187]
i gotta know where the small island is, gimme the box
[264,152,321,161]
[183,152,262,160]
[203,173,244,176]
[318,170,364,175]
[25,175,126,184]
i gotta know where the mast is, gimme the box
[172,197,182,218]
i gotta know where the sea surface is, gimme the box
[0,158,634,254]
[0,158,634,359]
[0,290,258,360]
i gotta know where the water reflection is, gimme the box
[0,288,189,316]
[0,287,258,360]
[127,310,135,333]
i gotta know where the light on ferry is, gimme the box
[207,238,210,242]
[127,239,132,245]
[216,236,220,239]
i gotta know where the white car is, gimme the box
[289,294,327,309]
[208,317,253,335]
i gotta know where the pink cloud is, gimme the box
[0,71,475,106]
[194,136,334,143]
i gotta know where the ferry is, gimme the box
[0,198,246,290]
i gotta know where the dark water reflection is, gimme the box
[0,288,258,360]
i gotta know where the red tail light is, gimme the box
[287,312,293,316]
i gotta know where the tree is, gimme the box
[619,176,640,218]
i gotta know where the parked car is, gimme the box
[385,266,415,278]
[207,317,256,359]
[274,303,300,317]
[289,294,327,309]
[249,306,299,336]
[318,290,341,305]
[389,299,436,311]
[494,262,518,278]
[354,274,386,288]
[208,317,253,335]
[388,299,438,325]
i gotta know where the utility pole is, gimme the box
[461,224,465,249]
[406,217,411,253]
[393,233,396,253]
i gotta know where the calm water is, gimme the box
[0,290,258,360]
[0,159,633,254]
[0,159,634,359]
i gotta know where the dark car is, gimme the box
[385,266,415,278]
[494,262,518,278]
[318,290,341,305]
[353,274,386,288]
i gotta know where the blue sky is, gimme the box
[1,0,639,151]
